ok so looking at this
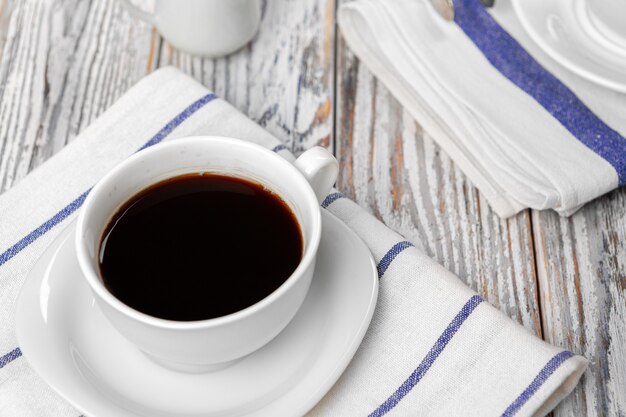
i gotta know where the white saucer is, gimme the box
[512,0,626,92]
[16,211,378,417]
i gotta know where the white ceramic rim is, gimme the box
[512,0,626,93]
[75,136,322,330]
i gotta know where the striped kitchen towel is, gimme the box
[0,68,586,417]
[338,0,626,218]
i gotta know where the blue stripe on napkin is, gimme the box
[0,191,89,268]
[272,144,288,153]
[369,295,483,417]
[500,351,575,417]
[0,347,22,369]
[454,0,626,184]
[137,92,217,151]
[321,192,345,208]
[377,241,414,278]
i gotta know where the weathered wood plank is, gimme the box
[157,0,335,155]
[534,191,626,417]
[0,0,157,192]
[335,31,542,334]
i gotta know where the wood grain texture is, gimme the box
[0,0,157,192]
[335,31,542,334]
[157,0,335,155]
[534,190,626,417]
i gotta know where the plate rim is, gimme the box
[511,0,626,93]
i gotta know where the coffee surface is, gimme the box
[99,173,303,321]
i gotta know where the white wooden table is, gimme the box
[0,1,624,416]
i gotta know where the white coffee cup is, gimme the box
[119,0,262,57]
[75,136,338,372]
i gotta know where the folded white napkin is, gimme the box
[0,68,586,417]
[338,0,626,218]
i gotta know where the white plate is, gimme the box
[512,0,626,92]
[16,211,378,417]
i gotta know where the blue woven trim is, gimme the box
[271,144,288,153]
[369,295,484,417]
[321,192,345,208]
[500,351,575,417]
[0,191,89,267]
[0,348,22,369]
[454,0,626,183]
[377,241,414,278]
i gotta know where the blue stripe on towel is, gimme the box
[500,351,575,417]
[0,93,217,269]
[0,191,90,268]
[454,0,626,183]
[321,192,345,208]
[369,295,483,417]
[0,348,22,369]
[137,93,217,151]
[377,241,414,278]
[272,144,288,153]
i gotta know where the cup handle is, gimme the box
[293,147,339,204]
[119,0,156,24]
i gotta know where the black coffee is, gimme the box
[99,173,303,321]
